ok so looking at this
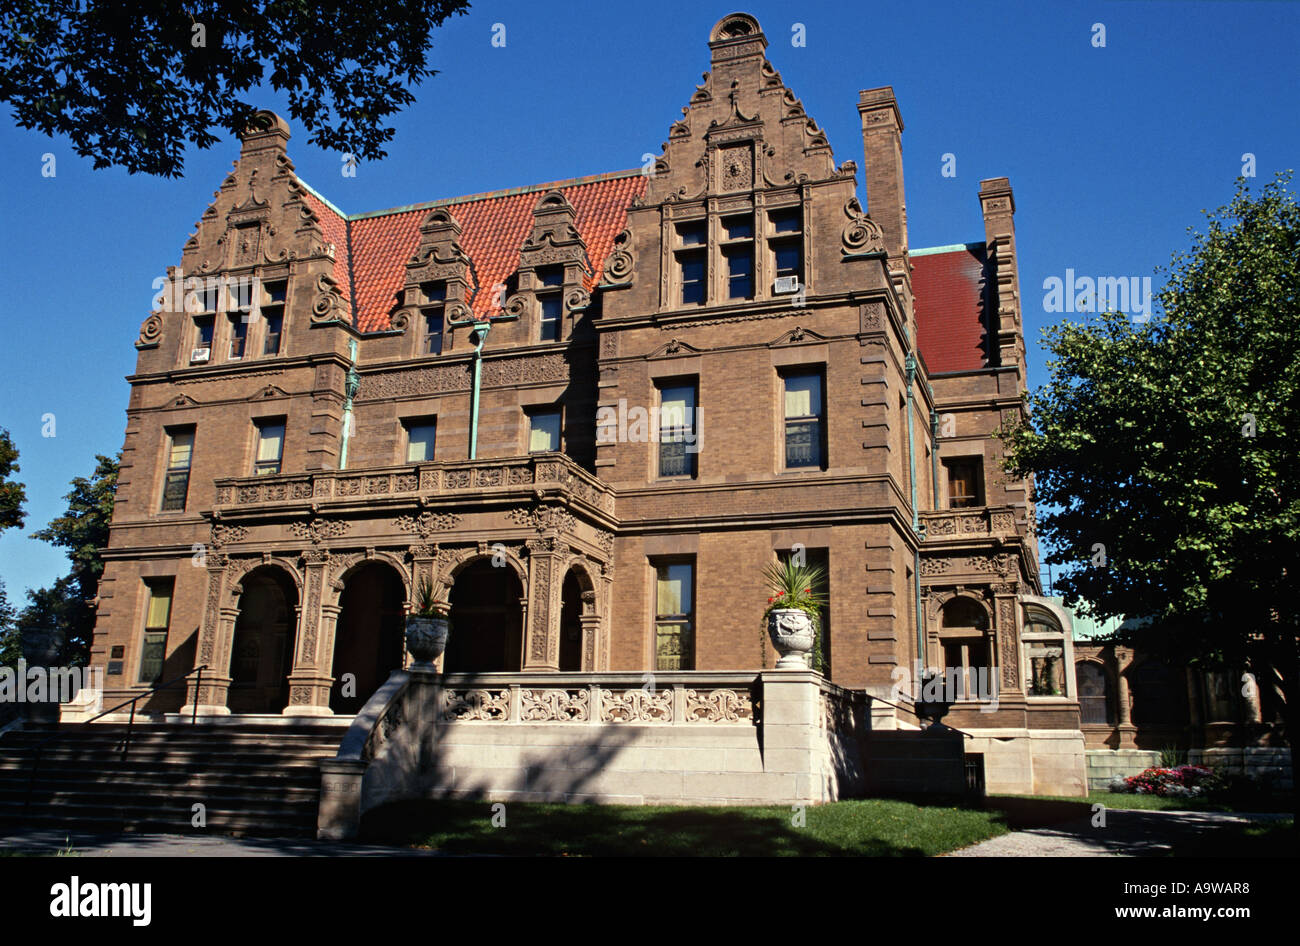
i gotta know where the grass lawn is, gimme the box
[1000,791,1295,814]
[361,797,1009,856]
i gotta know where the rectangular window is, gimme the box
[263,311,283,355]
[770,208,801,234]
[254,420,285,475]
[139,579,174,684]
[190,282,220,315]
[724,245,753,300]
[160,427,194,512]
[945,458,985,508]
[654,561,694,671]
[679,252,706,305]
[404,418,436,463]
[941,638,989,700]
[228,314,247,359]
[657,381,697,478]
[773,240,802,282]
[723,215,754,300]
[539,293,562,342]
[676,221,707,247]
[192,315,214,361]
[536,266,564,287]
[527,408,562,453]
[782,370,825,469]
[422,308,444,354]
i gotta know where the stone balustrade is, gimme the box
[213,452,616,515]
[920,506,1019,539]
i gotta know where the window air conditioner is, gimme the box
[774,276,800,294]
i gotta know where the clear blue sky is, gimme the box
[0,0,1296,602]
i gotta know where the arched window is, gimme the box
[1023,607,1067,697]
[1075,661,1115,725]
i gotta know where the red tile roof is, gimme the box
[912,244,990,373]
[299,172,647,334]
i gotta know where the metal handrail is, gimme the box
[20,664,209,811]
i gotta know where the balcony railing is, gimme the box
[213,453,615,515]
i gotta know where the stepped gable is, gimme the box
[912,244,992,373]
[297,172,647,334]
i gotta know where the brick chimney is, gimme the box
[857,87,908,262]
[978,177,1025,375]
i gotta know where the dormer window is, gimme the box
[420,281,446,355]
[536,266,563,342]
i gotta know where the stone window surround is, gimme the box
[183,271,291,367]
[662,192,807,310]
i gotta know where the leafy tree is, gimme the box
[0,427,26,535]
[0,579,17,668]
[0,0,471,177]
[26,454,119,665]
[1004,173,1300,806]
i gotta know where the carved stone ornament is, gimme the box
[137,313,163,347]
[288,517,350,545]
[841,198,886,256]
[394,511,462,539]
[209,522,248,549]
[310,272,351,323]
[601,228,634,287]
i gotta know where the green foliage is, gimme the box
[0,1,471,177]
[0,427,27,536]
[1003,173,1300,689]
[22,454,119,665]
[762,557,827,618]
[0,579,17,667]
[413,576,449,618]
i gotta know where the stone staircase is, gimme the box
[0,722,345,838]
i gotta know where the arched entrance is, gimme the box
[558,570,584,671]
[228,566,298,714]
[331,562,406,714]
[444,558,524,673]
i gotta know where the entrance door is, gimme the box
[331,562,406,714]
[443,559,524,673]
[228,567,297,714]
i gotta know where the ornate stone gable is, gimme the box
[640,13,842,209]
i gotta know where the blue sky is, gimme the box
[0,0,1296,602]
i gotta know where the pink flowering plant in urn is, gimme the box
[763,558,827,669]
[406,577,451,668]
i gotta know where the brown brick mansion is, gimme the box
[87,13,1090,795]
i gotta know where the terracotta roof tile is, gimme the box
[299,172,647,334]
[912,245,990,373]
[299,189,352,306]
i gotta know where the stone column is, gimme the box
[284,549,335,716]
[992,584,1021,695]
[1115,648,1136,748]
[184,555,233,715]
[580,599,600,672]
[523,538,561,671]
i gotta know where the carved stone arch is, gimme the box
[224,557,303,606]
[559,555,602,616]
[927,588,993,626]
[439,547,528,599]
[711,12,761,42]
[327,550,412,607]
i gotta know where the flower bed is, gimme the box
[1109,764,1219,797]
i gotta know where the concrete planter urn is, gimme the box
[405,615,449,668]
[767,607,815,669]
